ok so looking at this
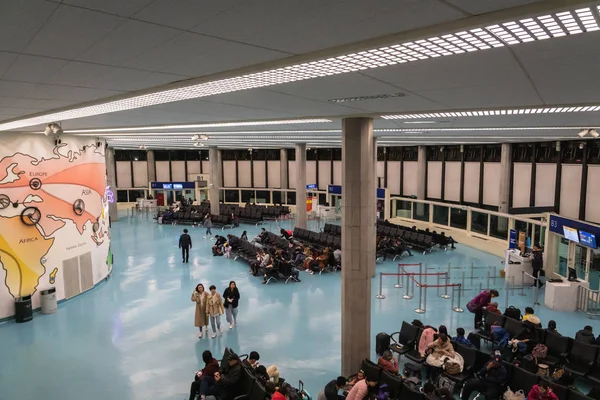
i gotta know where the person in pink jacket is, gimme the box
[345,376,378,400]
[528,382,558,400]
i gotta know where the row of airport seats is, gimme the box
[323,223,342,236]
[163,211,234,227]
[293,227,341,250]
[220,204,291,221]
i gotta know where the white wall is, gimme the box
[332,161,342,186]
[444,162,461,202]
[238,161,251,187]
[512,162,532,208]
[377,161,385,187]
[306,160,317,186]
[267,160,281,188]
[223,161,236,187]
[288,160,297,189]
[116,161,132,188]
[187,160,201,175]
[201,160,210,175]
[535,164,557,207]
[318,160,331,190]
[427,161,442,199]
[387,161,401,195]
[171,161,185,182]
[560,164,582,219]
[403,161,418,196]
[463,162,480,203]
[253,161,266,188]
[132,161,148,187]
[586,165,600,224]
[156,161,170,182]
[483,163,500,206]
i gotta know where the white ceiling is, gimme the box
[2,0,600,148]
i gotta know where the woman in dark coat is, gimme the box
[223,281,240,329]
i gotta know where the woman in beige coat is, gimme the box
[206,284,225,338]
[191,283,208,338]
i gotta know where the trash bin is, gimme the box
[15,295,33,323]
[40,287,57,315]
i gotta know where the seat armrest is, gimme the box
[389,332,401,342]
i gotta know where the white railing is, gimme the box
[577,285,600,318]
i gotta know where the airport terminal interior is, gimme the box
[1,1,600,400]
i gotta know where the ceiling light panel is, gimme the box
[382,105,600,119]
[1,6,599,131]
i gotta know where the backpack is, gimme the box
[504,306,522,320]
[532,344,548,360]
[520,354,538,373]
[403,363,422,380]
[375,383,390,400]
[443,359,461,375]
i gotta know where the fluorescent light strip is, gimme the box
[1,7,599,131]
[61,119,333,133]
[382,105,600,119]
[74,129,342,137]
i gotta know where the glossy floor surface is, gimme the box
[0,213,593,400]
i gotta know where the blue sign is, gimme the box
[579,231,597,249]
[377,188,386,199]
[549,214,600,242]
[306,184,318,190]
[509,229,517,249]
[151,181,195,189]
[328,185,342,195]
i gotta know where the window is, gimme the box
[154,150,170,161]
[464,145,482,162]
[287,148,296,161]
[272,191,282,205]
[306,148,318,161]
[186,150,202,161]
[450,208,467,230]
[255,190,270,203]
[222,150,237,161]
[114,150,132,161]
[402,147,418,161]
[286,191,296,205]
[319,193,327,205]
[427,146,443,161]
[224,190,239,203]
[588,142,600,164]
[170,150,186,161]
[237,150,251,161]
[444,146,462,162]
[266,150,280,160]
[562,141,585,164]
[253,149,266,160]
[483,145,501,162]
[117,190,129,202]
[241,190,255,203]
[536,143,560,163]
[387,147,402,161]
[377,147,386,161]
[332,148,342,161]
[512,144,533,163]
[128,190,146,201]
[201,150,209,161]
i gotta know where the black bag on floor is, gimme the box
[376,332,391,355]
[467,332,481,350]
[519,354,538,373]
[504,306,522,320]
[403,362,422,380]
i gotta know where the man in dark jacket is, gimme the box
[212,353,242,400]
[179,229,192,263]
[317,376,347,400]
[530,243,544,288]
[575,325,596,344]
[461,358,507,400]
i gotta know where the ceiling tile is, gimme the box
[0,0,58,52]
[444,0,542,15]
[134,0,244,30]
[2,55,69,83]
[76,19,181,66]
[0,80,124,102]
[47,62,187,91]
[0,97,74,110]
[63,0,156,17]
[24,5,125,59]
[0,52,18,77]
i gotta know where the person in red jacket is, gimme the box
[189,350,220,400]
[528,382,558,400]
[377,350,399,374]
[272,384,289,400]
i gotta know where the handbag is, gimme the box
[436,375,456,394]
[503,387,525,400]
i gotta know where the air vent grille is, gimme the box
[328,92,406,103]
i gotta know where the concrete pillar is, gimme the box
[209,147,222,216]
[280,149,289,189]
[499,143,511,214]
[296,143,307,228]
[147,150,156,197]
[341,117,376,376]
[105,147,118,222]
[415,146,427,218]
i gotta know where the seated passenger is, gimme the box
[189,350,220,400]
[460,354,507,400]
[522,306,541,326]
[377,350,399,374]
[528,382,559,400]
[422,382,452,400]
[345,369,365,389]
[491,321,510,349]
[262,259,276,284]
[212,353,242,400]
[510,321,538,354]
[212,235,226,256]
[453,327,474,347]
[545,320,560,336]
[345,375,377,400]
[575,325,596,344]
[280,228,293,240]
[241,231,248,241]
[272,384,289,400]
[251,228,267,244]
[424,334,455,380]
[318,376,347,400]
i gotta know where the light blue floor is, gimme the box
[0,213,594,400]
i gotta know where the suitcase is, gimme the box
[376,332,391,356]
[504,306,522,320]
[298,380,312,400]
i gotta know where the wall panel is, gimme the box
[427,161,442,199]
[512,162,532,208]
[306,160,317,186]
[387,161,401,195]
[201,160,210,175]
[463,162,480,203]
[403,161,418,196]
[132,161,148,187]
[586,165,600,224]
[116,161,132,188]
[187,160,201,175]
[377,161,385,187]
[171,161,185,182]
[444,162,461,202]
[332,161,342,186]
[318,160,331,190]
[267,160,281,188]
[560,165,582,219]
[483,163,501,206]
[223,161,236,187]
[535,164,557,207]
[253,161,266,188]
[288,161,297,189]
[238,161,251,187]
[156,161,170,182]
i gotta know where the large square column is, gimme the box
[147,149,156,197]
[296,143,307,228]
[105,147,118,222]
[280,149,289,189]
[209,147,222,216]
[341,117,376,376]
[498,143,511,214]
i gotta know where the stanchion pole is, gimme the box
[403,274,413,299]
[511,276,515,296]
[441,272,450,299]
[533,283,539,305]
[376,273,385,299]
[519,271,526,296]
[415,274,426,313]
[394,264,403,288]
[461,271,466,295]
[486,271,490,291]
[505,277,510,309]
[453,285,464,312]
[479,281,483,292]
[437,274,441,298]
[470,263,475,286]
[492,266,497,285]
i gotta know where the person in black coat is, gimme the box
[210,353,242,400]
[223,281,240,329]
[179,229,192,263]
[530,243,544,288]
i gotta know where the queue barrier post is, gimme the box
[394,263,403,289]
[441,272,451,299]
[492,266,497,285]
[519,271,526,296]
[470,262,475,286]
[511,276,516,296]
[403,273,413,299]
[453,284,464,313]
[505,277,510,310]
[486,271,490,291]
[376,273,385,299]
[415,274,426,314]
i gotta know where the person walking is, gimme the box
[179,228,192,263]
[206,285,225,338]
[223,281,240,329]
[203,213,213,239]
[191,283,208,338]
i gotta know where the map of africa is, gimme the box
[0,143,107,299]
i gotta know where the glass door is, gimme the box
[569,242,590,281]
[589,249,600,290]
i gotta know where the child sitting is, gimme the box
[453,327,474,347]
[522,307,541,326]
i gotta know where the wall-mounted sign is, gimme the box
[327,185,386,199]
[306,184,318,190]
[151,181,195,189]
[509,229,517,249]
[549,214,600,243]
[105,186,115,204]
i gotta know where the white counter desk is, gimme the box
[504,249,535,286]
[544,279,589,312]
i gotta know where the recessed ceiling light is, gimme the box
[382,105,600,119]
[403,121,439,124]
[1,6,598,131]
[328,92,406,103]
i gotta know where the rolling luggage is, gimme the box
[376,332,391,355]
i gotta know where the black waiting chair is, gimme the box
[504,317,525,338]
[567,390,594,400]
[586,349,600,385]
[246,381,266,400]
[566,341,598,377]
[360,358,383,382]
[389,321,420,356]
[442,344,478,389]
[379,370,404,399]
[401,383,426,400]
[404,328,426,364]
[506,365,539,393]
[543,332,570,367]
[234,368,256,400]
[476,313,506,343]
